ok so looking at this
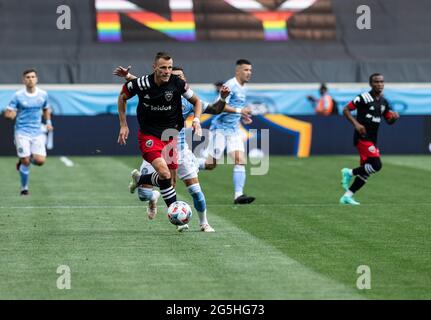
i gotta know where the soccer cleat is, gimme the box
[20,189,29,196]
[200,224,215,233]
[176,224,189,232]
[341,168,353,191]
[339,195,360,205]
[128,169,141,194]
[147,190,160,220]
[234,194,255,205]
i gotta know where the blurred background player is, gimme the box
[3,69,53,196]
[114,65,251,231]
[340,73,399,205]
[307,83,337,116]
[117,52,202,210]
[198,59,255,205]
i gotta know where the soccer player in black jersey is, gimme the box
[339,73,399,205]
[117,52,202,209]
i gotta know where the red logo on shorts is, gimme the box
[146,140,154,148]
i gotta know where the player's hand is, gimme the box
[219,85,231,99]
[118,125,129,145]
[192,119,202,136]
[46,124,54,131]
[355,124,367,136]
[241,107,252,116]
[391,111,400,120]
[242,114,253,125]
[113,65,131,78]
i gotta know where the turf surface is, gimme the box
[0,155,430,299]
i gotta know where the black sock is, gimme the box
[349,175,368,193]
[137,172,176,207]
[352,166,367,176]
[159,179,177,207]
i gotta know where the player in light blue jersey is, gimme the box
[198,59,255,205]
[113,66,236,232]
[3,69,53,196]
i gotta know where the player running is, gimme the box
[117,52,202,210]
[114,65,251,232]
[339,73,399,205]
[198,59,255,205]
[3,69,53,196]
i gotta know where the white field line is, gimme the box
[59,156,74,167]
[1,203,430,210]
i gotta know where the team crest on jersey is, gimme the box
[368,145,376,153]
[164,91,173,102]
[146,140,154,148]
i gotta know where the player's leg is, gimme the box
[227,135,255,205]
[137,160,160,219]
[198,130,225,170]
[178,149,214,232]
[14,134,32,195]
[340,141,381,205]
[30,134,47,166]
[130,134,178,207]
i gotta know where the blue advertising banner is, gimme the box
[1,87,431,115]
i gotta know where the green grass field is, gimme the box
[0,155,430,299]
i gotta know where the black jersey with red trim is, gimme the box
[347,91,393,145]
[122,73,191,138]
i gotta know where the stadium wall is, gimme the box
[1,115,429,157]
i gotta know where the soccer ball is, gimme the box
[167,201,192,226]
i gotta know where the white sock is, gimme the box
[198,158,206,170]
[234,192,243,199]
[344,190,354,197]
[198,209,208,225]
[348,169,353,176]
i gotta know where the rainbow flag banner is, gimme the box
[95,0,196,42]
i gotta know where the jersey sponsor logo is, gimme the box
[368,145,377,153]
[366,114,381,123]
[164,91,173,102]
[151,105,172,111]
[145,139,154,148]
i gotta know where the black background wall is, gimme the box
[1,115,429,156]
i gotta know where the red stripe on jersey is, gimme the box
[122,84,131,99]
[384,110,392,120]
[347,101,356,110]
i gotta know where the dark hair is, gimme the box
[369,73,383,85]
[320,83,328,91]
[236,59,252,66]
[23,69,37,77]
[172,66,183,71]
[214,81,224,87]
[154,52,172,62]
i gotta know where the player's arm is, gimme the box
[383,105,400,125]
[3,108,16,120]
[4,94,18,120]
[113,65,137,81]
[42,107,54,131]
[204,85,231,115]
[343,99,366,136]
[117,79,138,145]
[187,94,202,136]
